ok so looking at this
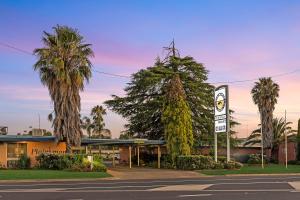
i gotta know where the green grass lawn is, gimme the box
[200,164,300,175]
[0,170,111,180]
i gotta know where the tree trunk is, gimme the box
[66,142,72,153]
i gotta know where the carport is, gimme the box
[81,138,165,169]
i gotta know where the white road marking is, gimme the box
[179,194,212,197]
[213,181,290,185]
[288,182,300,190]
[67,199,83,200]
[149,184,212,191]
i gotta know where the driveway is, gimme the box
[107,166,203,179]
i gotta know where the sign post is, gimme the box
[214,85,229,162]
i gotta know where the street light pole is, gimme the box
[285,110,288,169]
[38,113,41,130]
[260,112,264,169]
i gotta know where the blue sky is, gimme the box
[1,0,300,137]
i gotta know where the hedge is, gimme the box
[164,155,243,170]
[36,153,106,172]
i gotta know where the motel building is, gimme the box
[0,135,165,169]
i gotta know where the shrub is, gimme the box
[17,154,30,169]
[287,160,300,165]
[224,161,243,169]
[176,155,215,170]
[93,161,107,172]
[213,162,225,169]
[36,153,106,172]
[160,154,174,169]
[217,156,227,163]
[93,154,103,163]
[247,154,263,164]
[176,155,243,170]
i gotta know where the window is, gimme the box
[7,143,27,159]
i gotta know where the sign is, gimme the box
[0,126,8,135]
[214,85,228,133]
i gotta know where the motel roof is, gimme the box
[0,135,165,146]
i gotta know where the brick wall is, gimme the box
[278,142,297,164]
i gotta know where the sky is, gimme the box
[1,0,300,138]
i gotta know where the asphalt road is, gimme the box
[1,175,300,200]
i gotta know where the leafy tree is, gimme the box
[119,132,133,139]
[91,105,106,135]
[251,77,279,155]
[81,105,110,139]
[81,116,93,138]
[297,119,300,161]
[43,131,52,136]
[92,128,111,139]
[244,117,296,160]
[34,25,93,152]
[162,74,193,162]
[105,42,214,142]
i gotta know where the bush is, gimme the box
[213,162,225,169]
[247,154,264,165]
[176,155,243,170]
[17,154,30,169]
[93,161,107,172]
[176,155,215,170]
[224,161,243,169]
[287,160,300,165]
[161,154,174,169]
[217,156,227,163]
[36,153,106,172]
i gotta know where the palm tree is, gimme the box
[34,25,94,152]
[81,116,93,138]
[251,77,279,154]
[91,105,106,137]
[244,117,296,160]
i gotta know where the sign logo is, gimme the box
[215,93,225,112]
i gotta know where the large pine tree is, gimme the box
[162,74,193,162]
[105,42,214,142]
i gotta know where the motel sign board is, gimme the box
[214,85,229,133]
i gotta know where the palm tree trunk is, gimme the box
[66,143,72,153]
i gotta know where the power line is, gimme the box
[0,42,130,78]
[93,69,130,78]
[1,41,300,82]
[209,69,300,85]
[0,42,33,55]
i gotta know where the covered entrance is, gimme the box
[80,138,165,169]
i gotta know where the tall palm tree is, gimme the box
[91,105,106,136]
[244,117,296,160]
[251,77,279,153]
[34,25,93,152]
[81,116,93,138]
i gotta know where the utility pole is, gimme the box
[226,89,230,162]
[285,110,288,169]
[38,113,41,130]
[214,131,218,162]
[260,112,264,169]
